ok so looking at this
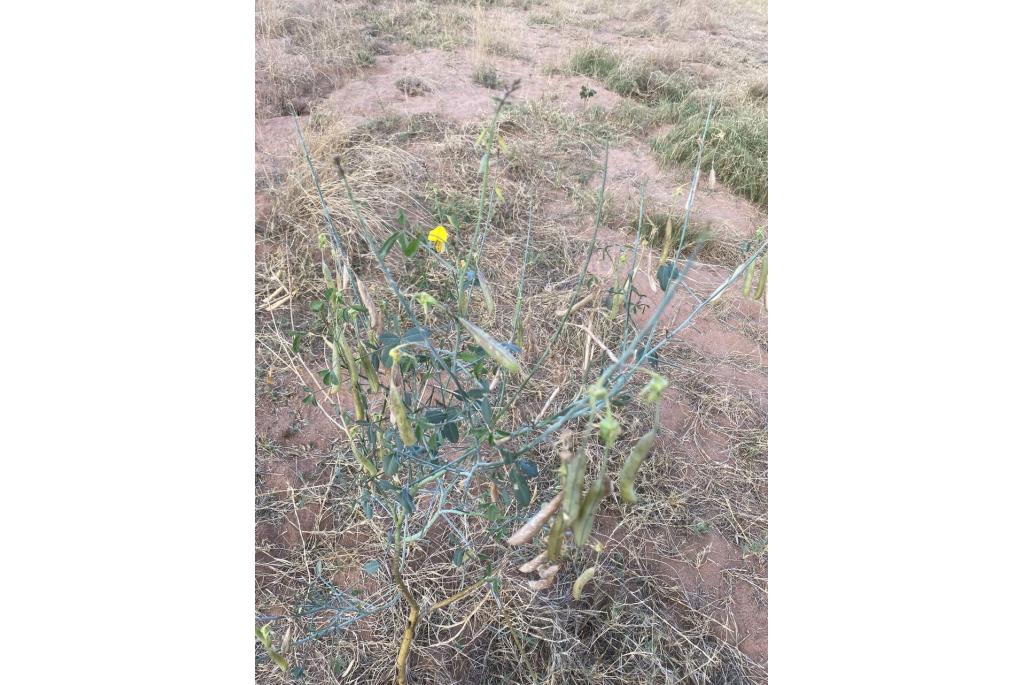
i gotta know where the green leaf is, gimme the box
[441,421,460,443]
[402,327,430,345]
[379,332,400,367]
[509,468,531,505]
[362,559,382,575]
[481,502,500,522]
[402,235,421,257]
[516,459,538,478]
[310,299,324,313]
[453,547,465,567]
[424,408,447,424]
[383,451,400,477]
[656,263,681,292]
[381,231,402,257]
[400,487,414,514]
[291,332,303,352]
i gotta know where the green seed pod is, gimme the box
[572,477,606,546]
[572,566,597,600]
[330,341,342,395]
[753,254,768,300]
[359,347,381,394]
[457,317,520,373]
[389,382,417,447]
[610,292,624,318]
[560,435,586,525]
[546,511,565,562]
[477,269,496,317]
[659,217,672,267]
[353,445,378,477]
[743,260,755,296]
[617,429,657,505]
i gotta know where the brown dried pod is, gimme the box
[507,491,564,546]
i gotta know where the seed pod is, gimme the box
[457,317,520,373]
[536,563,560,580]
[659,216,672,267]
[572,567,597,600]
[528,574,556,591]
[353,446,378,477]
[546,511,565,562]
[477,269,496,317]
[753,254,768,300]
[507,491,564,546]
[743,259,755,296]
[518,550,548,574]
[330,340,342,395]
[389,382,417,447]
[610,292,624,318]
[572,477,607,546]
[560,434,586,525]
[617,429,657,504]
[360,348,381,394]
[355,275,381,338]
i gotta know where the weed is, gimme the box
[395,76,430,96]
[261,82,766,682]
[472,62,502,89]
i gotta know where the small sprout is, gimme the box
[579,84,596,100]
[256,624,288,673]
[572,567,597,600]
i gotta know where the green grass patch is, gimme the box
[567,47,767,206]
[567,46,692,103]
[472,63,502,90]
[651,100,768,207]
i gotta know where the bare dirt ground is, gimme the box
[256,0,767,682]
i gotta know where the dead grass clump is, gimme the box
[360,1,471,52]
[256,0,384,117]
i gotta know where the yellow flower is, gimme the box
[427,225,449,253]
